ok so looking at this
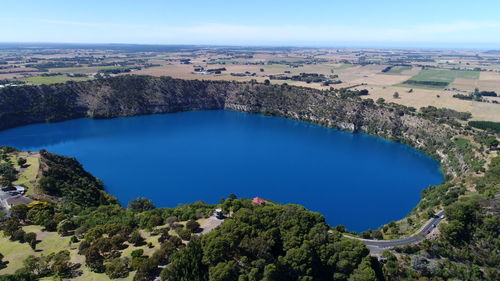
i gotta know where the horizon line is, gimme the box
[0,41,499,51]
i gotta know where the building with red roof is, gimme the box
[252,197,266,205]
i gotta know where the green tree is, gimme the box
[133,258,158,281]
[131,249,144,258]
[12,229,26,242]
[381,251,399,281]
[161,237,208,281]
[3,219,20,238]
[177,228,192,241]
[263,264,278,281]
[51,250,72,278]
[0,162,17,179]
[485,136,499,148]
[105,258,130,279]
[186,219,200,233]
[57,219,74,236]
[129,230,145,246]
[348,256,377,281]
[85,245,105,273]
[10,204,28,221]
[17,158,27,167]
[165,216,177,226]
[208,261,238,281]
[128,198,155,212]
[0,253,6,270]
[23,255,51,276]
[24,232,37,250]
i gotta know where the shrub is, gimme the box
[185,219,200,233]
[131,249,144,258]
[177,228,192,241]
[129,230,145,246]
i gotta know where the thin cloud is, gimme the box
[148,22,500,43]
[13,19,500,45]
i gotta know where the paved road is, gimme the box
[199,215,224,234]
[345,210,445,255]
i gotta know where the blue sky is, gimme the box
[2,0,500,48]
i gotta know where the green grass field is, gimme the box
[385,66,411,74]
[11,152,39,196]
[0,225,134,280]
[266,56,307,63]
[0,225,72,274]
[395,69,480,89]
[98,65,133,72]
[332,64,355,70]
[408,69,479,82]
[22,75,92,85]
[51,66,102,74]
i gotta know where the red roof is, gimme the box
[252,197,266,205]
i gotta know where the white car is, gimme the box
[440,215,445,219]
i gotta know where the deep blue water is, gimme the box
[0,110,443,231]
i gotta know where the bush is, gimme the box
[131,249,144,258]
[129,230,145,246]
[24,232,37,250]
[12,229,26,243]
[185,219,200,233]
[57,219,75,236]
[128,198,155,212]
[177,228,192,241]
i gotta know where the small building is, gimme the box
[252,197,266,205]
[214,208,224,219]
[1,185,26,194]
[14,186,26,194]
[5,195,34,208]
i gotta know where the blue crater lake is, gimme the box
[0,110,443,231]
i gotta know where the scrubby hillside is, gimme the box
[36,150,117,207]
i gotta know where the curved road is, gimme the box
[344,210,445,255]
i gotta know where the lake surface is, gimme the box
[0,110,443,231]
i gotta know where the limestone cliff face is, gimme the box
[0,75,461,173]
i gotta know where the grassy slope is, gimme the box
[11,152,39,196]
[0,225,72,274]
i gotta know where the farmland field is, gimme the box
[22,75,92,85]
[409,69,480,82]
[332,63,355,70]
[384,66,412,74]
[50,66,102,74]
[2,45,500,122]
[396,69,480,89]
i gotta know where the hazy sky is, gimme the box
[2,0,500,48]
